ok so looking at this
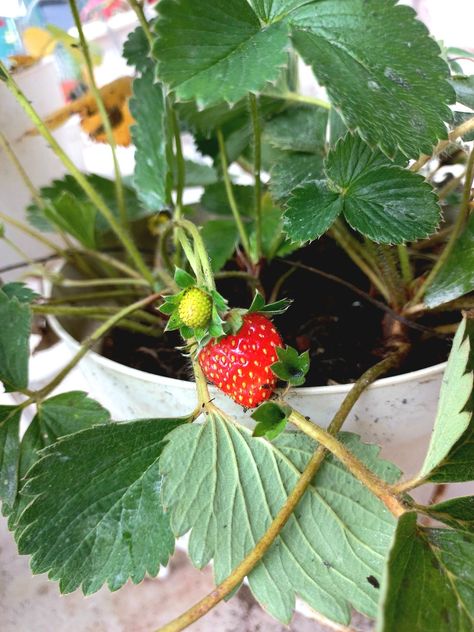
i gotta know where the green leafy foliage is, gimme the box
[247,291,292,316]
[201,183,254,217]
[174,268,196,290]
[0,406,21,514]
[45,191,97,248]
[0,283,33,392]
[7,392,111,525]
[378,512,474,632]
[123,26,150,72]
[419,318,473,479]
[270,152,325,200]
[425,496,474,534]
[154,0,290,107]
[130,69,170,211]
[425,214,474,307]
[201,220,238,272]
[15,416,188,594]
[284,134,440,244]
[264,106,328,154]
[449,75,474,110]
[271,345,310,386]
[160,412,399,624]
[251,402,289,440]
[290,0,454,158]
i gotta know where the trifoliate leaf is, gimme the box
[271,346,310,386]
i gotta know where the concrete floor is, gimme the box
[0,516,373,632]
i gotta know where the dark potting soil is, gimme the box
[102,238,454,387]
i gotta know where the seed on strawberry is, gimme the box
[178,287,212,329]
[199,313,283,408]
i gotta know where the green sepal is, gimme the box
[271,346,310,386]
[164,310,183,332]
[248,291,292,316]
[174,267,196,289]
[251,402,290,441]
[179,325,194,339]
[210,290,228,312]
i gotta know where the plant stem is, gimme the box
[45,289,140,304]
[410,115,474,172]
[156,350,406,632]
[0,209,64,256]
[397,244,413,285]
[0,60,154,285]
[34,293,161,400]
[170,105,185,218]
[59,277,150,288]
[217,128,252,261]
[176,219,216,291]
[411,146,474,304]
[177,230,203,284]
[192,356,212,409]
[127,0,154,49]
[249,93,262,261]
[0,130,43,208]
[264,90,331,110]
[80,248,143,279]
[68,0,127,230]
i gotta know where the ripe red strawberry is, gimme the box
[199,313,283,408]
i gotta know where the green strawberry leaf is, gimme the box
[425,214,474,308]
[419,318,474,480]
[200,183,254,217]
[44,191,97,248]
[251,402,290,440]
[449,75,474,110]
[130,68,170,211]
[424,496,474,534]
[201,219,239,273]
[1,282,38,304]
[0,284,33,392]
[154,0,290,108]
[290,0,454,159]
[270,152,325,200]
[123,26,150,72]
[174,268,196,289]
[377,512,474,632]
[15,416,189,594]
[284,133,440,244]
[264,105,328,154]
[271,346,310,386]
[160,413,399,624]
[0,406,22,514]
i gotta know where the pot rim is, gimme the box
[47,311,447,395]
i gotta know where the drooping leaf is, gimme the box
[270,152,324,200]
[201,220,238,272]
[425,496,474,534]
[449,75,474,110]
[15,416,189,594]
[290,0,454,158]
[160,412,399,625]
[123,26,150,72]
[264,105,328,154]
[153,0,290,108]
[419,318,473,479]
[377,512,474,632]
[130,68,170,211]
[425,214,474,307]
[0,285,32,392]
[0,406,21,514]
[284,134,440,244]
[44,191,97,248]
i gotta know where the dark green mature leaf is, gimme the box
[0,285,32,392]
[180,160,218,187]
[284,134,440,244]
[264,106,328,154]
[16,416,188,594]
[130,68,170,211]
[270,152,324,200]
[201,220,238,272]
[0,406,21,513]
[249,193,292,260]
[154,0,290,107]
[201,183,254,217]
[161,413,399,624]
[44,191,97,248]
[377,512,474,632]
[251,402,290,440]
[449,75,474,110]
[453,111,474,142]
[123,26,150,72]
[291,0,454,159]
[7,392,111,526]
[425,215,474,308]
[419,319,473,479]
[1,283,38,303]
[271,345,310,386]
[426,496,474,534]
[249,0,310,22]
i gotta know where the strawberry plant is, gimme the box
[0,1,474,630]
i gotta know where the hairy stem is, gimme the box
[249,93,262,261]
[177,219,216,291]
[156,349,406,632]
[397,244,413,285]
[411,146,474,304]
[69,0,127,229]
[0,210,64,256]
[263,90,331,110]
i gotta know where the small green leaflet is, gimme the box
[284,133,440,244]
[123,26,150,72]
[271,345,310,386]
[251,401,290,440]
[15,416,189,594]
[425,214,474,308]
[0,406,21,513]
[419,318,473,479]
[153,0,290,107]
[377,512,474,632]
[130,68,170,211]
[160,412,399,624]
[0,283,34,392]
[425,496,474,534]
[174,268,196,289]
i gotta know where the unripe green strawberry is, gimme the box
[178,287,212,329]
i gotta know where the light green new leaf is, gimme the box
[15,416,188,594]
[154,0,290,107]
[377,512,474,632]
[201,220,239,272]
[130,68,170,211]
[425,214,474,308]
[0,406,21,513]
[264,106,328,154]
[160,412,399,625]
[291,0,454,159]
[0,286,32,392]
[44,191,97,248]
[419,319,473,479]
